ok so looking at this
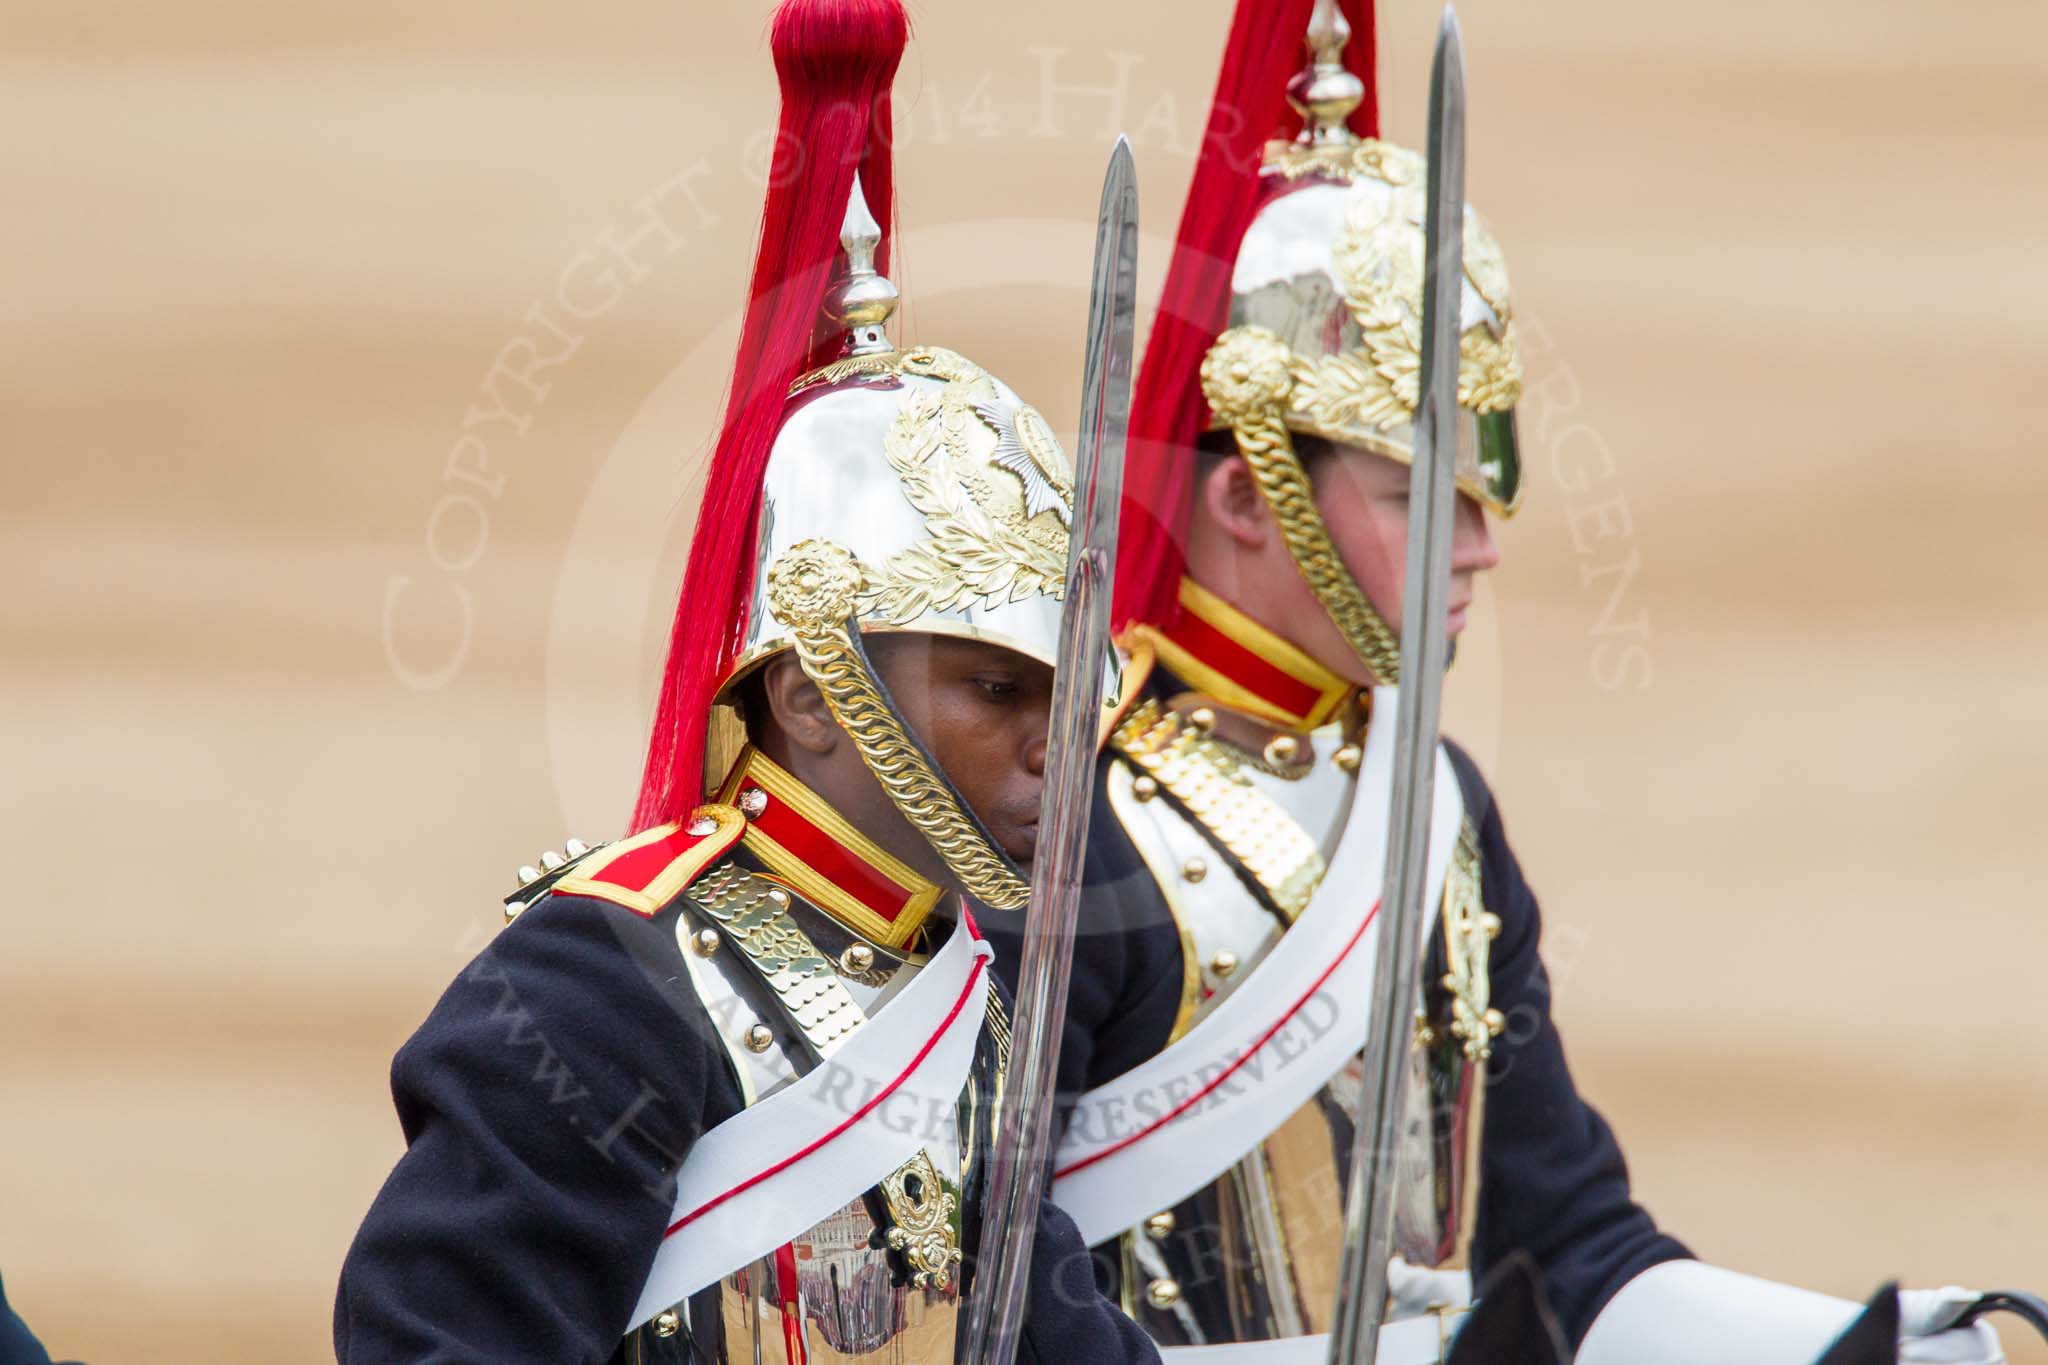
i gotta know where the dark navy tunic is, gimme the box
[335,887,1160,1365]
[981,740,1689,1349]
[0,1273,78,1365]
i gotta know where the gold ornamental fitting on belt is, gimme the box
[715,174,1076,909]
[1207,0,1524,518]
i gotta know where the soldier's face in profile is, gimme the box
[865,633,1053,869]
[1300,443,1500,676]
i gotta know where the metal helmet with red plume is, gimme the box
[1116,0,1523,684]
[634,0,1074,912]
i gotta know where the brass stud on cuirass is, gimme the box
[691,928,721,957]
[653,1309,681,1338]
[1132,775,1160,802]
[1146,1277,1182,1309]
[1182,857,1208,884]
[1333,743,1363,773]
[1188,707,1217,733]
[1144,1211,1176,1240]
[744,1023,775,1053]
[1209,949,1239,979]
[841,943,875,973]
[1263,734,1301,768]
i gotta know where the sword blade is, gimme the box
[964,134,1138,1365]
[1327,13,1466,1363]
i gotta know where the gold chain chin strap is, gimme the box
[767,539,1032,911]
[1201,326,1402,686]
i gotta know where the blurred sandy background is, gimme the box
[3,0,2044,1360]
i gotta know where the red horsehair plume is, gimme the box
[1112,0,1377,633]
[632,0,909,831]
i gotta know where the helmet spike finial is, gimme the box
[1287,0,1366,146]
[631,0,908,830]
[1116,0,1379,634]
[825,171,898,355]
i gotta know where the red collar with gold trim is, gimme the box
[715,746,942,951]
[1129,578,1355,731]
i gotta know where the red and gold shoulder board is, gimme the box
[552,805,747,917]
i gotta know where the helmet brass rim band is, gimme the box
[725,618,1059,693]
[1202,407,1522,518]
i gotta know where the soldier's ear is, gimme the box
[758,654,840,756]
[1202,455,1271,549]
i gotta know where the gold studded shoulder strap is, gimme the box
[686,862,868,1059]
[1109,700,1325,925]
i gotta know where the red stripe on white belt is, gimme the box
[1056,899,1381,1180]
[1049,687,1465,1246]
[629,918,992,1329]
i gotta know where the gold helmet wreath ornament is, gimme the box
[1201,1,1524,684]
[714,178,1075,911]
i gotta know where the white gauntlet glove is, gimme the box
[1385,1257,1474,1321]
[1577,1261,2003,1365]
[1897,1287,2004,1364]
